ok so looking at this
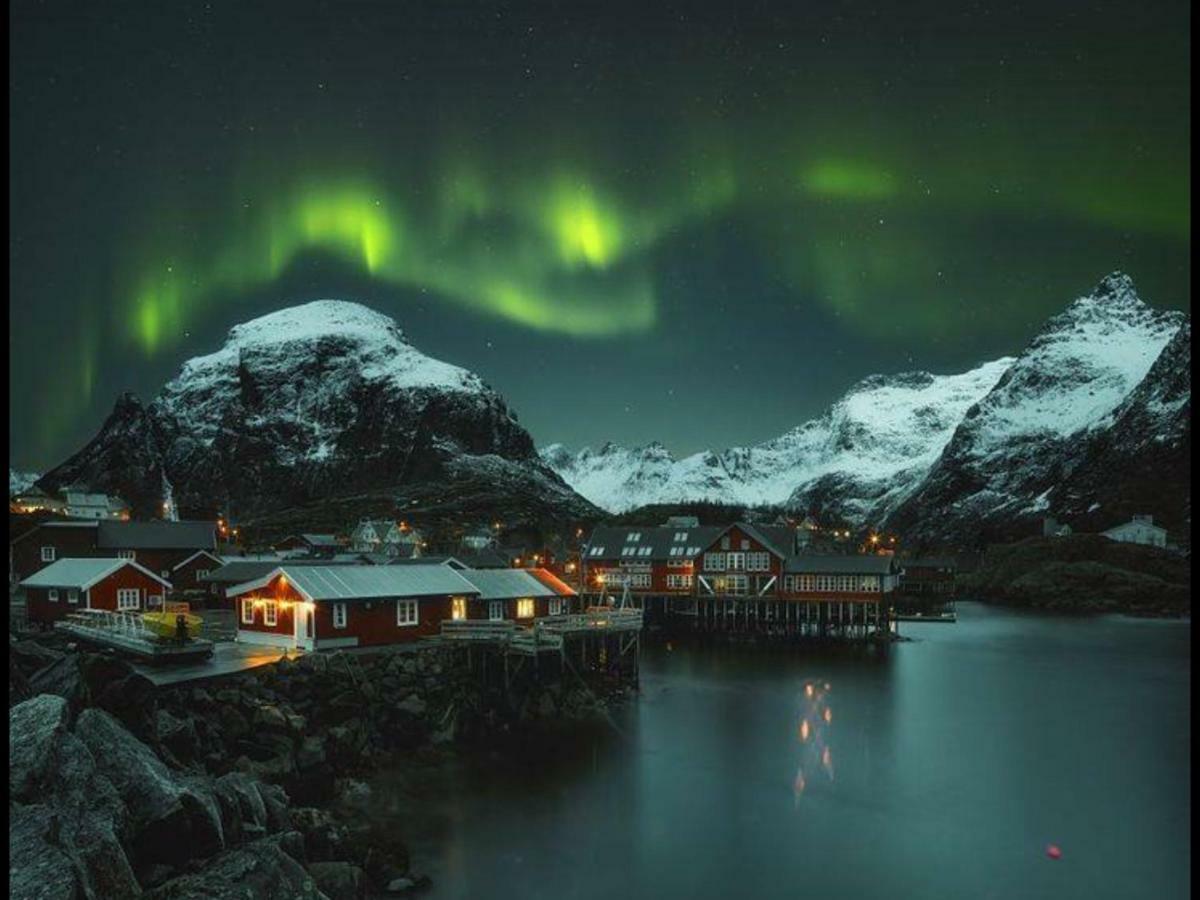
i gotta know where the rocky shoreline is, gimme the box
[960,535,1191,618]
[9,634,629,899]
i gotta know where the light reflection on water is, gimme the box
[376,603,1190,900]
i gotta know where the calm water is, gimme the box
[381,603,1190,900]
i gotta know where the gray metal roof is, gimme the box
[456,568,565,601]
[231,564,481,601]
[21,558,170,590]
[582,525,726,562]
[784,554,898,574]
[97,520,216,550]
[203,558,356,584]
[457,550,509,569]
[387,555,466,569]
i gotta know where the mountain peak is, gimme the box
[225,299,408,350]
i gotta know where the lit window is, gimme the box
[242,600,254,624]
[451,597,467,621]
[397,599,418,626]
[40,547,55,562]
[333,603,348,628]
[264,601,277,626]
[48,589,59,602]
[517,598,535,619]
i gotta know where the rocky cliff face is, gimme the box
[38,301,597,532]
[885,273,1187,549]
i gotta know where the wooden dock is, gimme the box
[54,609,215,662]
[438,607,645,691]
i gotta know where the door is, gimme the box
[295,604,314,650]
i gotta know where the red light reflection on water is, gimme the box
[793,678,834,804]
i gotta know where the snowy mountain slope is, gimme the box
[39,300,598,531]
[1046,318,1191,537]
[9,469,40,496]
[886,273,1187,547]
[541,358,1014,519]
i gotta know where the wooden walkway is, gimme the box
[439,609,644,656]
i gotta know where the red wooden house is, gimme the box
[457,568,578,622]
[580,524,726,596]
[20,558,173,627]
[169,549,225,593]
[228,563,482,650]
[10,519,217,584]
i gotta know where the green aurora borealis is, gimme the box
[10,0,1191,468]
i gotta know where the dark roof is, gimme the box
[735,523,796,557]
[301,533,342,546]
[458,550,510,569]
[582,525,726,562]
[784,554,898,574]
[97,520,216,550]
[901,557,958,570]
[387,555,466,569]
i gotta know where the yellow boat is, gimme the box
[142,611,204,641]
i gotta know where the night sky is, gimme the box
[9,0,1190,471]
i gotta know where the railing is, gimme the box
[440,620,517,641]
[539,609,644,632]
[59,609,151,640]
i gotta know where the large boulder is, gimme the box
[10,693,72,799]
[75,707,225,868]
[306,861,365,900]
[142,834,330,899]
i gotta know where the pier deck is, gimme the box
[54,609,215,662]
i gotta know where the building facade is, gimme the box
[21,558,173,627]
[1102,515,1167,548]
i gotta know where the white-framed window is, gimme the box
[747,552,771,572]
[588,546,605,557]
[626,532,641,542]
[726,552,745,571]
[41,546,56,562]
[242,599,254,624]
[264,600,278,626]
[549,598,563,616]
[667,559,691,568]
[621,547,635,557]
[704,552,725,572]
[516,598,535,619]
[720,536,730,550]
[48,588,59,602]
[118,549,135,560]
[450,597,467,621]
[488,601,504,621]
[673,531,688,542]
[194,569,209,581]
[666,574,693,589]
[638,547,652,557]
[67,590,78,604]
[332,603,348,628]
[117,588,140,611]
[686,545,700,556]
[799,575,815,592]
[397,599,418,626]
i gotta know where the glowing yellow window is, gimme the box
[517,598,535,619]
[451,597,467,621]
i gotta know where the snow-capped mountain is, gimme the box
[38,301,598,533]
[546,272,1189,549]
[886,273,1187,547]
[542,358,1014,519]
[9,469,39,496]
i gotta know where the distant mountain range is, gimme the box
[29,273,1189,551]
[543,273,1190,549]
[35,302,598,538]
